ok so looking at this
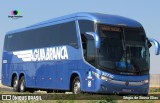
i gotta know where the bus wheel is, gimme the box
[72,76,81,94]
[58,90,65,93]
[47,90,53,93]
[19,76,26,92]
[13,77,19,92]
[28,89,35,93]
[54,90,65,93]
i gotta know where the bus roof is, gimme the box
[7,12,142,35]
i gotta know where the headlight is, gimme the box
[92,71,100,78]
[92,71,112,81]
[101,75,112,81]
[100,75,107,80]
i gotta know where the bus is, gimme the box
[2,12,160,95]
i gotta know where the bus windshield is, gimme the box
[98,25,149,75]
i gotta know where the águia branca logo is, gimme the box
[13,46,69,62]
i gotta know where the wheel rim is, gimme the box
[73,80,80,94]
[20,80,24,91]
[13,80,18,90]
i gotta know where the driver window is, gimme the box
[87,40,95,66]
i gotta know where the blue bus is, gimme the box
[2,12,160,95]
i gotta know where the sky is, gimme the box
[0,0,160,77]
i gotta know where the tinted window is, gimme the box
[79,20,95,66]
[87,40,95,66]
[125,29,146,42]
[4,36,8,51]
[6,21,78,51]
[78,20,95,34]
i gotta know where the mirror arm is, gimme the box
[86,32,100,48]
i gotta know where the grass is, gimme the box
[149,88,160,93]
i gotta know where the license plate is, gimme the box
[122,89,132,92]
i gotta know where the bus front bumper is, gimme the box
[95,79,149,95]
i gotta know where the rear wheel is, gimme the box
[13,77,19,92]
[19,76,26,92]
[47,90,53,93]
[72,76,81,94]
[28,89,35,93]
[54,90,65,93]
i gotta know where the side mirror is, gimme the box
[149,38,160,55]
[85,32,100,48]
[147,40,152,48]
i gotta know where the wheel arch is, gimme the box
[19,72,28,87]
[69,71,82,91]
[19,73,25,80]
[11,72,18,87]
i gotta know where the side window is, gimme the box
[58,21,78,48]
[81,34,87,60]
[35,21,78,48]
[7,21,78,51]
[4,36,8,51]
[78,20,95,66]
[87,40,95,66]
[79,20,94,34]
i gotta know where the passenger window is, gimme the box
[6,21,78,51]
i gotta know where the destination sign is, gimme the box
[101,25,121,32]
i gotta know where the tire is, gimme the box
[13,77,19,92]
[54,90,65,93]
[19,76,26,92]
[58,90,65,93]
[28,89,35,93]
[47,90,53,93]
[142,93,148,96]
[72,76,81,94]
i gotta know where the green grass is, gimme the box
[149,88,160,93]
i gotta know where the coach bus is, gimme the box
[2,12,160,95]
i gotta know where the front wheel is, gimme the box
[19,76,26,92]
[72,76,81,94]
[13,77,19,92]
